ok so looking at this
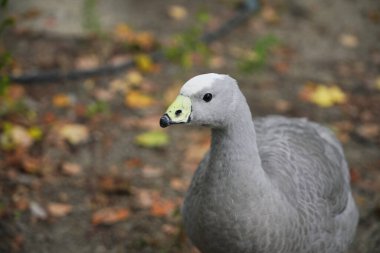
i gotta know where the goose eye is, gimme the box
[203,93,212,102]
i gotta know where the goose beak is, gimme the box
[160,95,192,128]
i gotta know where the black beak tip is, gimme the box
[159,114,171,128]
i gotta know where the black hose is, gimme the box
[7,1,260,84]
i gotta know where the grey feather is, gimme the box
[171,74,358,253]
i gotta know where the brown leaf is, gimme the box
[98,176,131,194]
[8,85,25,100]
[125,91,155,109]
[161,224,179,235]
[52,94,74,108]
[21,156,41,174]
[47,203,73,217]
[61,162,82,176]
[150,195,176,217]
[356,123,379,139]
[92,207,130,225]
[125,158,143,169]
[339,33,359,48]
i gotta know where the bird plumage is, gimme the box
[161,73,358,253]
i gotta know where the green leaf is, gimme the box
[135,131,169,148]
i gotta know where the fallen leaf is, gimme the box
[162,224,178,235]
[8,125,33,149]
[375,77,380,90]
[356,123,379,139]
[125,91,155,109]
[134,189,155,208]
[135,32,156,50]
[150,195,176,217]
[92,207,130,225]
[141,165,163,178]
[75,55,100,70]
[274,99,291,112]
[21,156,41,174]
[28,126,43,141]
[135,54,155,72]
[47,203,72,217]
[170,178,188,192]
[93,88,114,102]
[61,162,82,176]
[261,6,280,24]
[135,131,169,148]
[29,201,48,219]
[126,70,143,86]
[300,83,347,108]
[125,158,143,169]
[167,5,188,21]
[58,124,89,145]
[7,85,25,100]
[98,176,131,194]
[113,23,135,42]
[52,94,74,108]
[339,33,359,48]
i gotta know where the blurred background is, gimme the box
[0,0,379,252]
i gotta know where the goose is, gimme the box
[159,73,358,253]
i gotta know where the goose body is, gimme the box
[160,73,358,253]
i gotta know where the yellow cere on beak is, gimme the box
[160,95,191,128]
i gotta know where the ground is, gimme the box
[0,0,380,252]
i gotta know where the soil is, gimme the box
[1,0,380,252]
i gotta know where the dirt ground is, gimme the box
[1,0,380,252]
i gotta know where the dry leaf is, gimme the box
[125,158,143,169]
[167,5,188,21]
[7,85,25,100]
[162,224,178,235]
[113,23,135,42]
[10,125,33,148]
[150,195,176,217]
[92,207,130,225]
[261,6,280,24]
[61,162,82,176]
[135,32,155,50]
[141,165,163,178]
[126,70,143,86]
[75,55,100,70]
[21,156,41,174]
[58,124,89,145]
[47,203,73,217]
[52,94,74,108]
[125,91,155,109]
[339,33,359,48]
[356,124,379,139]
[170,178,188,192]
[98,176,131,194]
[30,201,48,219]
[134,189,155,208]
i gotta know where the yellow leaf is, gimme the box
[310,86,334,107]
[125,91,155,109]
[126,70,143,86]
[135,54,155,72]
[135,131,169,148]
[28,126,43,140]
[329,86,347,104]
[308,84,347,108]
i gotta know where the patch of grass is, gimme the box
[238,34,279,73]
[82,0,102,34]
